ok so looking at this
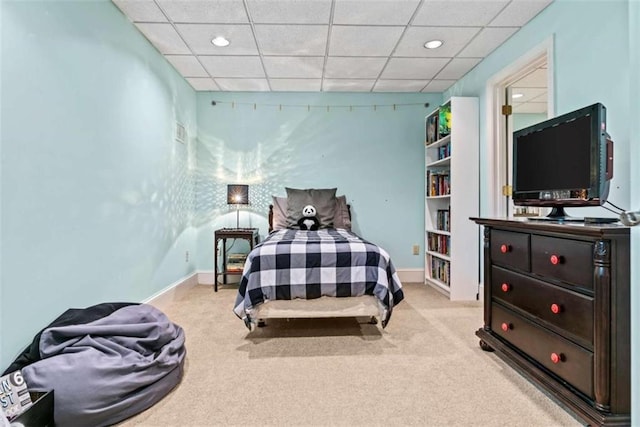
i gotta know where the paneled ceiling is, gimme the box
[112,0,553,93]
[510,64,547,113]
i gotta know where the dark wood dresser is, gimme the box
[471,218,630,426]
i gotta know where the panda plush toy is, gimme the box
[297,204,320,231]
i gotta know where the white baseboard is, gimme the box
[198,271,214,285]
[397,268,424,284]
[143,271,199,311]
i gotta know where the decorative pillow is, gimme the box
[272,194,351,231]
[285,187,337,229]
[334,195,352,230]
[271,196,288,231]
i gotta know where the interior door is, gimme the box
[501,58,550,218]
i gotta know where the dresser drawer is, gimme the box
[490,230,530,272]
[531,235,593,290]
[492,266,594,344]
[491,303,594,398]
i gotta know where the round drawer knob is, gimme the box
[501,283,510,292]
[550,254,561,265]
[550,303,561,314]
[500,244,511,254]
[501,322,511,332]
[550,352,563,364]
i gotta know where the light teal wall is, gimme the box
[0,1,198,367]
[445,0,637,419]
[193,92,441,270]
[446,0,631,218]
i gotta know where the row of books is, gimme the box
[437,208,451,232]
[437,143,451,160]
[426,170,450,197]
[226,253,247,272]
[425,103,452,144]
[427,232,450,256]
[430,257,450,286]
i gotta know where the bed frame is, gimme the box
[254,204,379,327]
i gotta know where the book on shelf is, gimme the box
[426,114,439,144]
[438,103,452,137]
[227,253,247,272]
[430,257,450,286]
[438,143,451,160]
[437,208,451,231]
[426,170,450,196]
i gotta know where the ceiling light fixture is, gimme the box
[424,40,443,49]
[512,93,524,99]
[211,36,230,47]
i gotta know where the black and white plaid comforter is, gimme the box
[233,228,404,328]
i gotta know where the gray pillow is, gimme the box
[272,194,351,231]
[334,195,351,230]
[271,196,288,231]
[285,187,337,229]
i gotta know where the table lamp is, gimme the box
[227,184,249,228]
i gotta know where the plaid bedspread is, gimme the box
[233,228,404,328]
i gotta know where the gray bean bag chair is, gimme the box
[9,303,185,426]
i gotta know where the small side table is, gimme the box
[214,228,259,292]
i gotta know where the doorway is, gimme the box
[485,37,554,218]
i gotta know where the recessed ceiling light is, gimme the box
[211,36,230,47]
[512,93,524,99]
[424,40,443,49]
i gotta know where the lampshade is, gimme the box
[227,185,249,205]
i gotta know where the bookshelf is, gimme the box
[424,97,479,300]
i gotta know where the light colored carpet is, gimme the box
[120,283,584,427]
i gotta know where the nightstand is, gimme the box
[214,228,259,292]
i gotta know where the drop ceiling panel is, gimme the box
[112,0,167,22]
[510,87,547,103]
[112,0,555,91]
[457,27,518,57]
[200,56,265,78]
[269,78,322,91]
[186,77,220,91]
[246,0,332,24]
[215,78,270,91]
[394,27,481,57]
[135,23,191,54]
[435,57,482,79]
[176,24,258,55]
[262,56,324,78]
[513,101,547,113]
[332,0,420,25]
[373,80,429,92]
[381,57,450,80]
[324,57,388,79]
[329,26,406,57]
[156,0,249,23]
[422,79,457,92]
[166,55,209,77]
[255,25,328,56]
[489,0,553,26]
[322,79,376,92]
[413,0,510,26]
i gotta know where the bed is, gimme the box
[233,188,404,330]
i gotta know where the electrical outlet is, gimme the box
[185,250,190,262]
[412,244,420,255]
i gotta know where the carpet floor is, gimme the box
[119,282,584,426]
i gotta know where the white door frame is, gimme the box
[485,36,555,217]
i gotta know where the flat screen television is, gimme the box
[512,102,614,221]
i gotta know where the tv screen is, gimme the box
[512,103,613,220]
